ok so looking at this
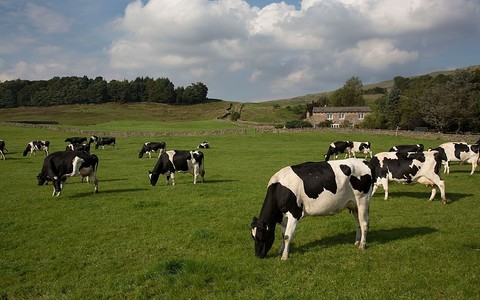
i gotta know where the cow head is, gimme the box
[37,173,48,186]
[251,217,275,258]
[148,171,160,186]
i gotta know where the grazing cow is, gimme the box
[432,142,480,174]
[23,141,50,156]
[66,142,91,153]
[91,136,116,149]
[0,139,6,160]
[198,141,210,149]
[148,150,205,186]
[369,151,446,203]
[139,142,166,158]
[324,141,354,161]
[37,151,99,196]
[251,158,373,260]
[65,137,87,144]
[389,144,424,153]
[349,142,373,159]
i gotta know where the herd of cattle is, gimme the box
[1,134,479,260]
[251,139,480,259]
[0,137,208,197]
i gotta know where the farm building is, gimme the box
[305,106,372,128]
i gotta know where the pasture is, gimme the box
[1,124,479,299]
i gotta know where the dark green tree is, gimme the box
[329,76,365,106]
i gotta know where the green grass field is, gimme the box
[1,124,479,299]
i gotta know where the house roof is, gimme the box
[312,106,372,113]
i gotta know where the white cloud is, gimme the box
[25,3,71,34]
[336,39,419,71]
[228,61,246,72]
[114,0,479,98]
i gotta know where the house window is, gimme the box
[339,113,345,120]
[358,112,365,120]
[327,113,333,120]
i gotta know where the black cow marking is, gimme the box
[291,162,337,198]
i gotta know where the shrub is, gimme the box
[285,120,312,128]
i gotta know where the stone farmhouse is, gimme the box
[305,106,372,128]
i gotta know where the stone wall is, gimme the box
[2,121,478,143]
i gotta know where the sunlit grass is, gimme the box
[1,124,479,299]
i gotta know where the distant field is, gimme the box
[0,101,300,127]
[1,123,479,299]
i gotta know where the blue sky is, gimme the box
[0,0,479,102]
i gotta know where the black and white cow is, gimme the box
[324,141,354,161]
[0,139,6,160]
[139,142,166,158]
[389,144,424,153]
[148,150,205,186]
[23,141,50,156]
[91,136,116,149]
[432,142,480,174]
[198,141,210,149]
[66,142,91,153]
[349,142,373,159]
[37,151,99,196]
[251,158,373,260]
[369,151,446,203]
[65,137,87,144]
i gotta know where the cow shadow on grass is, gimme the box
[295,226,437,255]
[376,191,472,203]
[67,188,149,198]
[201,179,238,184]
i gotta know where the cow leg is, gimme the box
[428,186,437,201]
[91,173,99,194]
[443,161,450,174]
[352,203,369,249]
[278,215,288,255]
[470,158,477,175]
[52,177,63,196]
[437,180,446,204]
[372,178,389,200]
[170,173,175,185]
[192,165,199,184]
[280,212,298,260]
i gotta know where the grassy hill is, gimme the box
[2,66,478,127]
[0,101,301,127]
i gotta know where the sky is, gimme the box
[0,0,479,102]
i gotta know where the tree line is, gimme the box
[307,67,480,133]
[0,76,208,108]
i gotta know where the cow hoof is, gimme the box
[356,241,366,249]
[281,255,289,261]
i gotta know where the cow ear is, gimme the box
[148,171,152,174]
[251,217,259,227]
